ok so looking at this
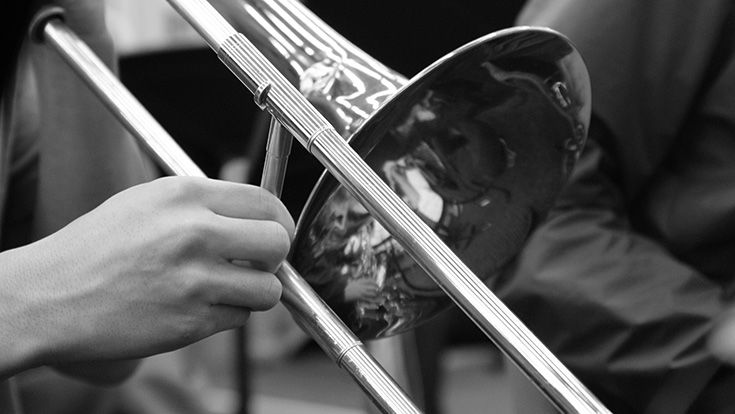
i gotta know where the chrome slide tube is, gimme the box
[260,117,292,198]
[278,262,421,414]
[30,9,420,414]
[164,0,609,412]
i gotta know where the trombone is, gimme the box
[30,1,607,412]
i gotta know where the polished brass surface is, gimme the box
[292,28,590,339]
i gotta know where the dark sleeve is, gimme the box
[494,2,735,412]
[496,121,728,413]
[517,0,733,200]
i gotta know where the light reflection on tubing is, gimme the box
[264,0,345,57]
[267,9,305,49]
[265,0,338,58]
[340,68,368,100]
[245,4,295,56]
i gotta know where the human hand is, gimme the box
[344,279,380,302]
[0,177,294,376]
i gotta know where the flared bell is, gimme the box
[291,27,591,339]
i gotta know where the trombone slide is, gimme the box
[30,9,421,414]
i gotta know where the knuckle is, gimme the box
[176,273,206,300]
[159,176,203,204]
[173,215,216,254]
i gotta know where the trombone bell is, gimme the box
[292,28,590,339]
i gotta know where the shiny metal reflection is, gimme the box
[212,0,405,137]
[292,28,591,339]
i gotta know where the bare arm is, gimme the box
[0,1,294,386]
[0,177,294,382]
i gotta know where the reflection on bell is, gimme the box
[292,27,590,339]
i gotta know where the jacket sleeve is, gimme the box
[496,123,729,414]
[495,1,735,412]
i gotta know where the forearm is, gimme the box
[1,238,141,384]
[1,236,142,383]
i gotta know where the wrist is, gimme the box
[0,245,54,378]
